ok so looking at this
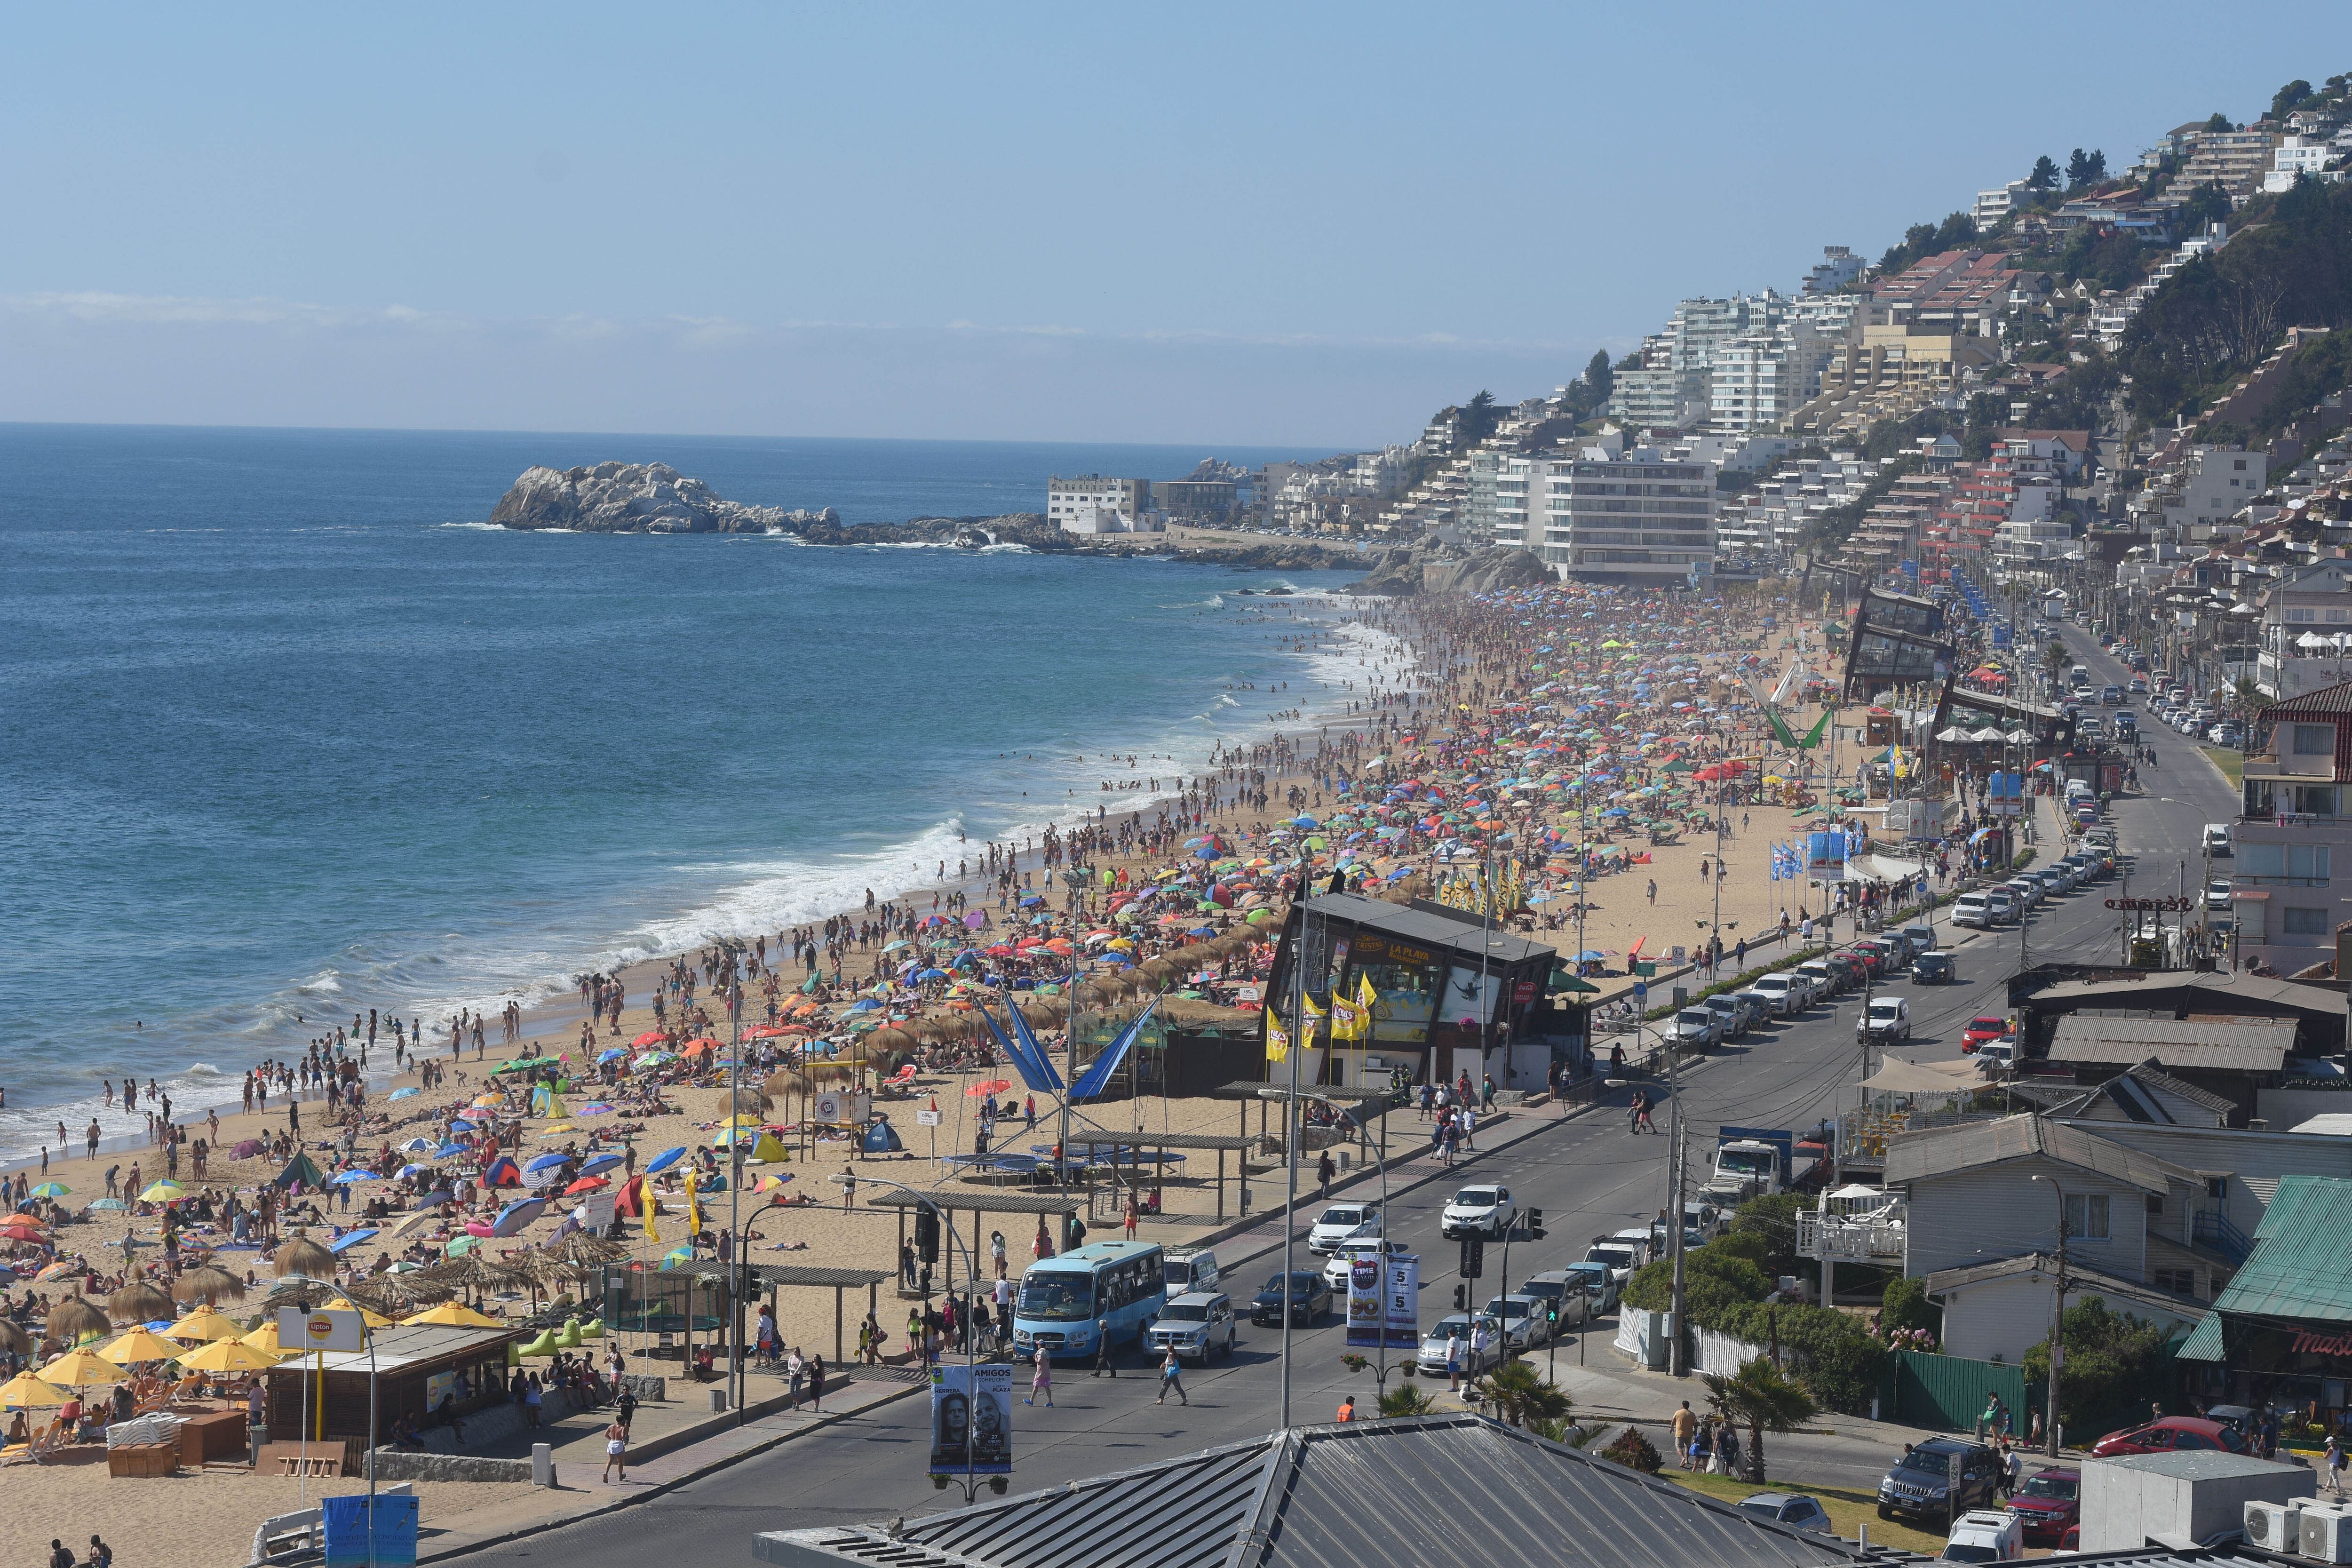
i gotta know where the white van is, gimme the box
[2203,823,2233,858]
[1952,892,1991,928]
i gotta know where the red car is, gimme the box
[2006,1468,2080,1543]
[1961,1017,2009,1053]
[2090,1416,2246,1457]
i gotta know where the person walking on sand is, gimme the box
[1156,1345,1186,1406]
[1026,1346,1054,1407]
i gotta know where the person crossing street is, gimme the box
[1156,1344,1187,1406]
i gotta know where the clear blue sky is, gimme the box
[2,3,2344,446]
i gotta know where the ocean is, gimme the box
[0,423,1379,1164]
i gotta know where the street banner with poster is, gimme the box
[928,1360,1013,1475]
[1383,1253,1421,1347]
[1345,1254,1383,1346]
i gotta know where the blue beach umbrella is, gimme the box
[398,1163,429,1179]
[435,1142,467,1159]
[329,1170,374,1186]
[389,1087,420,1100]
[580,1152,623,1176]
[645,1147,686,1175]
[525,1153,570,1174]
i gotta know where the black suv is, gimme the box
[1876,1438,2001,1522]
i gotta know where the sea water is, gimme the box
[0,423,1379,1162]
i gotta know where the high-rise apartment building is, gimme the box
[1539,448,1718,583]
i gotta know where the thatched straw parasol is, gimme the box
[415,1252,529,1303]
[345,1274,450,1315]
[720,1085,767,1116]
[259,1275,337,1313]
[106,1281,175,1324]
[271,1227,336,1280]
[171,1264,246,1305]
[0,1319,32,1356]
[45,1297,110,1345]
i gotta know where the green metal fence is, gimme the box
[1882,1350,2041,1435]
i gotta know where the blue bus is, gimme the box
[1011,1241,1166,1361]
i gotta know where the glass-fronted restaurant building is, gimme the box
[1262,892,1565,1090]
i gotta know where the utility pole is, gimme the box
[2032,1172,2068,1455]
[1665,1027,1686,1377]
[727,949,744,1422]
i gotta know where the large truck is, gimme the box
[1702,1126,1807,1204]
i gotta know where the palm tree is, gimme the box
[2042,640,2069,687]
[1702,1357,1817,1483]
[1469,1360,1573,1430]
[1379,1382,1438,1418]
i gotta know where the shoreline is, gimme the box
[0,597,1429,1176]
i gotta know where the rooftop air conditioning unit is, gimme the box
[2246,1498,2306,1552]
[2304,1505,2352,1564]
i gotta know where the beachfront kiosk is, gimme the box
[1263,892,1560,1091]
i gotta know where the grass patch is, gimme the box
[2201,747,2245,788]
[1657,1470,1947,1554]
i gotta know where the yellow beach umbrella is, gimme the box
[402,1301,501,1329]
[138,1180,185,1203]
[0,1372,71,1409]
[98,1329,186,1365]
[241,1320,287,1354]
[325,1296,393,1329]
[178,1337,281,1373]
[40,1349,130,1387]
[162,1305,244,1344]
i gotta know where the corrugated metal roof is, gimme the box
[751,1418,1885,1568]
[1885,1114,2198,1194]
[2048,1015,2294,1073]
[1303,893,1559,968]
[2209,1176,2352,1323]
[2029,972,2345,1020]
[2177,1310,2225,1362]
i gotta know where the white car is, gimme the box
[1951,892,1990,928]
[1940,1508,2024,1563]
[1321,1236,1408,1290]
[1482,1293,1547,1350]
[2207,878,2232,912]
[1441,1184,1518,1240]
[1582,1240,1643,1288]
[1858,996,1911,1044]
[1307,1202,1381,1255]
[1145,1292,1235,1361]
[1415,1312,1502,1376]
[1748,974,1802,1015]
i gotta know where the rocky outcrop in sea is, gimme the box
[490,462,825,533]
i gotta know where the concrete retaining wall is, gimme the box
[367,1449,534,1484]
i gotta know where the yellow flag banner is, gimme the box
[1266,1016,1290,1063]
[684,1169,701,1237]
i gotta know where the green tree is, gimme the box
[2026,154,2061,192]
[1460,390,1500,449]
[2065,148,2107,191]
[1880,1275,1942,1337]
[1702,1357,1819,1483]
[2044,640,2070,685]
[1470,1360,1573,1429]
[1583,348,1615,404]
[2272,80,2315,120]
[2206,111,2234,132]
[2022,1295,2170,1439]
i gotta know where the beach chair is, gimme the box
[3,1418,71,1465]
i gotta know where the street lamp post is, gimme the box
[831,1172,999,1502]
[1268,1086,1396,1394]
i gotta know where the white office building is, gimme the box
[1048,474,1153,533]
[1540,447,1719,583]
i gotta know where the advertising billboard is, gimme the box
[928,1361,1013,1476]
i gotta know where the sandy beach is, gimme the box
[6,578,1940,1560]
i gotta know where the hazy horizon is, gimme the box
[5,2,2345,448]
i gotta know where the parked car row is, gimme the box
[1950,844,2116,929]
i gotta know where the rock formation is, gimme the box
[489,462,831,534]
[1343,542,1554,596]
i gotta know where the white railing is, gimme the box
[1796,1206,1909,1266]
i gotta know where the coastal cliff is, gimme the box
[1343,542,1553,596]
[486,462,1361,570]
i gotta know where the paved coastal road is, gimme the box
[464,642,2235,1565]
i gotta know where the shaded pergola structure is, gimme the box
[864,1187,1086,1297]
[1208,1079,1403,1195]
[1062,1130,1264,1224]
[668,1258,892,1366]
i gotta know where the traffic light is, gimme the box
[1460,1235,1485,1281]
[1526,1207,1546,1240]
[1452,1283,1468,1311]
[1544,1300,1559,1327]
[914,1208,940,1265]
